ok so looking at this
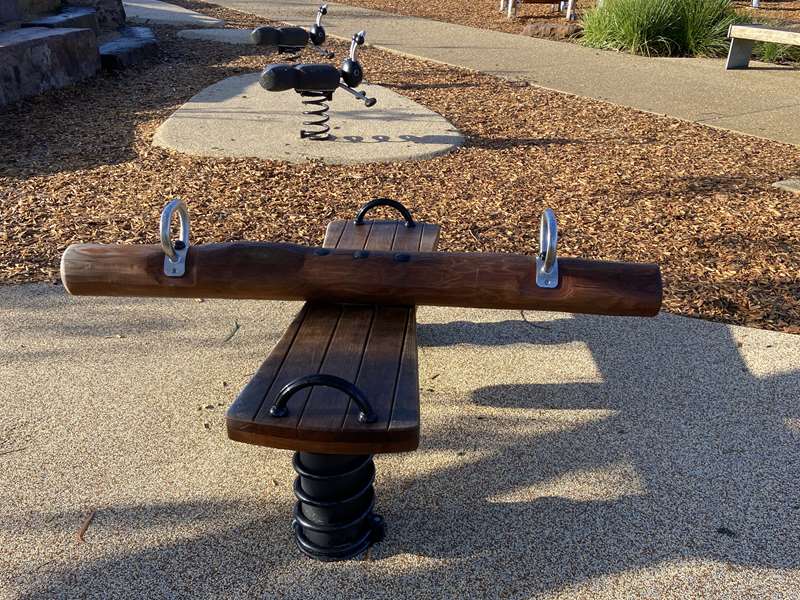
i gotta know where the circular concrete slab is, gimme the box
[177,28,254,45]
[124,0,224,27]
[152,73,464,164]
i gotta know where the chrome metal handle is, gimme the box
[535,208,558,288]
[160,199,190,277]
[349,30,366,61]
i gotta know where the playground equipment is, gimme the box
[726,23,800,69]
[501,0,579,21]
[259,30,376,140]
[251,4,334,59]
[61,198,662,560]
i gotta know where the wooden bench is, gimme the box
[225,199,440,560]
[727,24,800,69]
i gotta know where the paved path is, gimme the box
[124,0,224,27]
[213,0,800,145]
[2,283,800,598]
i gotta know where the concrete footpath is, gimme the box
[213,0,800,145]
[2,283,799,598]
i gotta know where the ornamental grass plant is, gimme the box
[582,0,739,57]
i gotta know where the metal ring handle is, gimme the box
[160,199,189,261]
[539,208,557,271]
[270,374,377,424]
[536,208,558,288]
[354,198,415,228]
[160,199,190,277]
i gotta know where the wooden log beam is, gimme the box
[61,242,662,317]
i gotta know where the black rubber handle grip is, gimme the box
[295,64,341,91]
[278,26,310,48]
[260,64,341,92]
[251,26,310,48]
[260,63,299,92]
[355,198,416,228]
[251,26,280,46]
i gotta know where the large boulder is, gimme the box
[24,6,100,33]
[0,2,21,24]
[100,25,157,69]
[0,26,100,106]
[521,22,583,40]
[65,0,125,31]
[17,0,63,18]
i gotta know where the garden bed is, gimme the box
[264,0,800,37]
[1,2,799,332]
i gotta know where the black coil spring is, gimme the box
[292,452,385,561]
[299,90,333,141]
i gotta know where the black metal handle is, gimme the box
[354,198,415,228]
[270,374,377,424]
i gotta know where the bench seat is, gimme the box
[727,24,800,69]
[226,217,440,455]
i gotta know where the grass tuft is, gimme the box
[581,0,739,57]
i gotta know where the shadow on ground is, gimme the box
[6,296,799,597]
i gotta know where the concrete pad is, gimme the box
[2,282,800,598]
[210,0,800,146]
[773,178,800,194]
[123,0,223,27]
[152,73,464,164]
[177,27,254,45]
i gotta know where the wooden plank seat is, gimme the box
[726,24,800,69]
[226,203,440,455]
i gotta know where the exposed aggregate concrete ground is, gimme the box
[2,284,799,599]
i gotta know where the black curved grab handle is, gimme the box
[270,374,377,424]
[354,198,415,228]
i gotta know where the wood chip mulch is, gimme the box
[1,2,799,333]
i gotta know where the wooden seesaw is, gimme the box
[60,198,662,561]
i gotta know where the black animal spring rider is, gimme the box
[259,30,377,141]
[251,4,334,59]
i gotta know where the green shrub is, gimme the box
[753,41,800,65]
[582,0,739,57]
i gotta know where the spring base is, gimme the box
[291,452,385,561]
[299,90,333,141]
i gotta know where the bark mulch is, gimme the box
[1,2,799,333]
[323,0,800,36]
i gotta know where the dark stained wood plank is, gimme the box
[388,309,419,434]
[297,305,374,434]
[342,305,409,433]
[226,306,307,423]
[365,222,397,251]
[336,220,372,250]
[390,222,423,252]
[419,223,441,252]
[322,221,346,248]
[251,304,341,430]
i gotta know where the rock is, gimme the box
[65,0,126,31]
[772,179,800,195]
[521,22,583,40]
[99,25,157,69]
[0,27,100,107]
[0,2,21,24]
[18,0,62,18]
[23,7,100,33]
